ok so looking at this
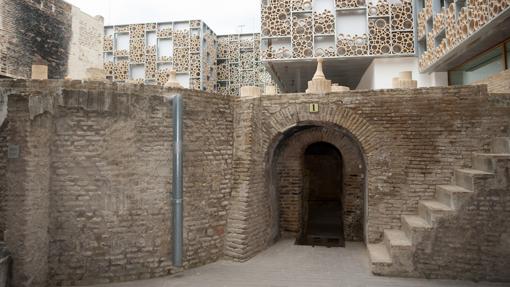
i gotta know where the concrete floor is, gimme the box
[87,239,509,287]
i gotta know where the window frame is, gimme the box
[448,38,510,85]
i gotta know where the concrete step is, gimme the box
[418,200,454,225]
[492,137,510,154]
[367,243,393,276]
[402,215,431,243]
[454,168,493,191]
[383,230,411,252]
[368,243,392,265]
[473,153,510,173]
[383,230,415,275]
[436,185,473,209]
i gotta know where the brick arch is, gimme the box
[269,126,367,244]
[261,105,384,245]
[262,105,381,157]
[225,102,385,262]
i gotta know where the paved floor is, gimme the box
[87,239,509,287]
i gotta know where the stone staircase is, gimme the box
[368,137,510,277]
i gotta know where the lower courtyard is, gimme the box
[84,239,508,287]
[1,81,509,286]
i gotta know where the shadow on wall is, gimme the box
[0,242,11,287]
[0,95,6,126]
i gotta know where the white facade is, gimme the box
[356,57,448,90]
[68,6,105,80]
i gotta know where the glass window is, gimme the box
[450,47,504,85]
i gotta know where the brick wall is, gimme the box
[414,157,510,281]
[2,80,510,284]
[0,80,233,286]
[0,120,6,240]
[227,86,510,260]
[474,69,510,93]
[0,0,72,79]
[5,91,53,286]
[224,97,271,261]
[0,94,6,125]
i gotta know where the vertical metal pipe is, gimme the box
[172,94,183,267]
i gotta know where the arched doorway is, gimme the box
[269,123,367,246]
[298,142,345,247]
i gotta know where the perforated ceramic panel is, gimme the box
[418,0,509,70]
[337,34,369,56]
[369,17,391,55]
[261,0,292,37]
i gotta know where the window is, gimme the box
[416,0,425,10]
[449,47,504,85]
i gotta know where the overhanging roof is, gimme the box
[263,57,374,93]
[422,9,510,73]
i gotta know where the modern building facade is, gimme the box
[103,25,274,95]
[217,33,274,96]
[100,0,510,95]
[416,0,510,85]
[260,0,419,91]
[103,20,218,92]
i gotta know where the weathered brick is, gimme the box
[1,80,509,285]
[0,0,72,79]
[0,80,233,286]
[474,69,510,94]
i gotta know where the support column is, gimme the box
[225,87,267,261]
[5,93,53,287]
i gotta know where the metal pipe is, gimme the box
[171,94,184,267]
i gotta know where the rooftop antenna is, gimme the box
[237,24,245,34]
[108,0,112,25]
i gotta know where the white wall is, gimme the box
[158,39,173,58]
[67,6,104,80]
[356,57,448,90]
[130,64,145,80]
[336,10,367,35]
[313,0,335,11]
[176,73,190,89]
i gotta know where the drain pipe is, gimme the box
[166,94,184,268]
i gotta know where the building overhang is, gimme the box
[262,57,375,93]
[421,8,510,74]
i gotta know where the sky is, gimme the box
[65,0,262,35]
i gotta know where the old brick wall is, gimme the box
[0,119,6,240]
[474,69,510,93]
[48,98,172,286]
[4,86,55,286]
[227,86,510,261]
[412,156,510,281]
[1,80,233,286]
[0,0,72,79]
[2,79,510,284]
[274,127,365,241]
[225,98,269,260]
[0,94,6,125]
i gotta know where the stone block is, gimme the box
[31,65,48,80]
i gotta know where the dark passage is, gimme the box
[297,142,345,247]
